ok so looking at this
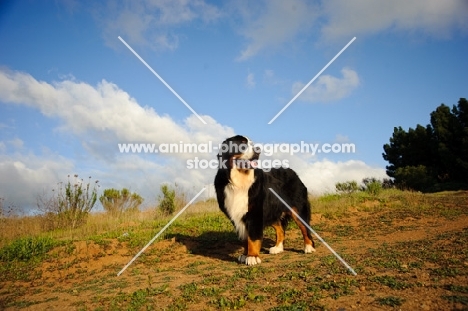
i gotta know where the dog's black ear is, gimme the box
[217,139,230,169]
[217,139,227,159]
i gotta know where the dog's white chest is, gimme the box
[224,170,255,240]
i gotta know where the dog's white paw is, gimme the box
[269,243,284,254]
[304,244,316,253]
[238,255,262,265]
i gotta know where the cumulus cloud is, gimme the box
[0,68,235,209]
[321,0,468,41]
[0,68,384,210]
[234,0,318,61]
[0,153,75,210]
[292,67,360,103]
[256,149,387,194]
[0,69,234,158]
[298,159,387,194]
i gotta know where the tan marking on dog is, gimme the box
[290,207,316,253]
[269,221,285,254]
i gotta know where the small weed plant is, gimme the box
[37,175,99,230]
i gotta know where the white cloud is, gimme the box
[299,159,387,194]
[85,0,468,58]
[264,69,274,81]
[96,0,222,51]
[0,69,234,156]
[0,68,384,210]
[321,0,468,41]
[263,69,286,86]
[8,138,24,150]
[246,72,255,88]
[257,149,386,194]
[0,153,75,210]
[292,67,360,103]
[335,134,350,144]
[234,0,318,61]
[0,68,235,209]
[232,0,467,60]
[276,152,386,194]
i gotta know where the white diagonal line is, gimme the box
[268,37,356,124]
[117,187,206,276]
[268,188,357,276]
[118,36,207,125]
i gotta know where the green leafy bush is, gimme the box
[99,188,143,216]
[335,181,359,194]
[362,178,383,196]
[158,184,176,215]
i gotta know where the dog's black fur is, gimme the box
[214,135,315,265]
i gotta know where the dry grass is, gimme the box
[1,188,464,249]
[0,198,218,249]
[309,188,467,218]
[1,189,468,310]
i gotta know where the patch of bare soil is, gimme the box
[1,200,467,310]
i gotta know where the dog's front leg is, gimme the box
[238,237,262,266]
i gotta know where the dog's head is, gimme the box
[218,135,260,170]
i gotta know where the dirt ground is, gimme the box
[1,195,467,310]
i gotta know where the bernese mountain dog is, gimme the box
[214,135,315,266]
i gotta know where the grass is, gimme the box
[0,236,60,262]
[1,189,468,310]
[376,296,405,307]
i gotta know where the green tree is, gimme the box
[430,101,468,182]
[383,124,433,178]
[394,165,436,191]
[99,188,143,216]
[383,98,468,191]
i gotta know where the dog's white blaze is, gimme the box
[269,242,284,254]
[224,168,255,240]
[238,138,255,160]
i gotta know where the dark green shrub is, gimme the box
[158,184,176,215]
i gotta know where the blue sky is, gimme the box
[1,0,467,211]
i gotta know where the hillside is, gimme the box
[1,190,467,310]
